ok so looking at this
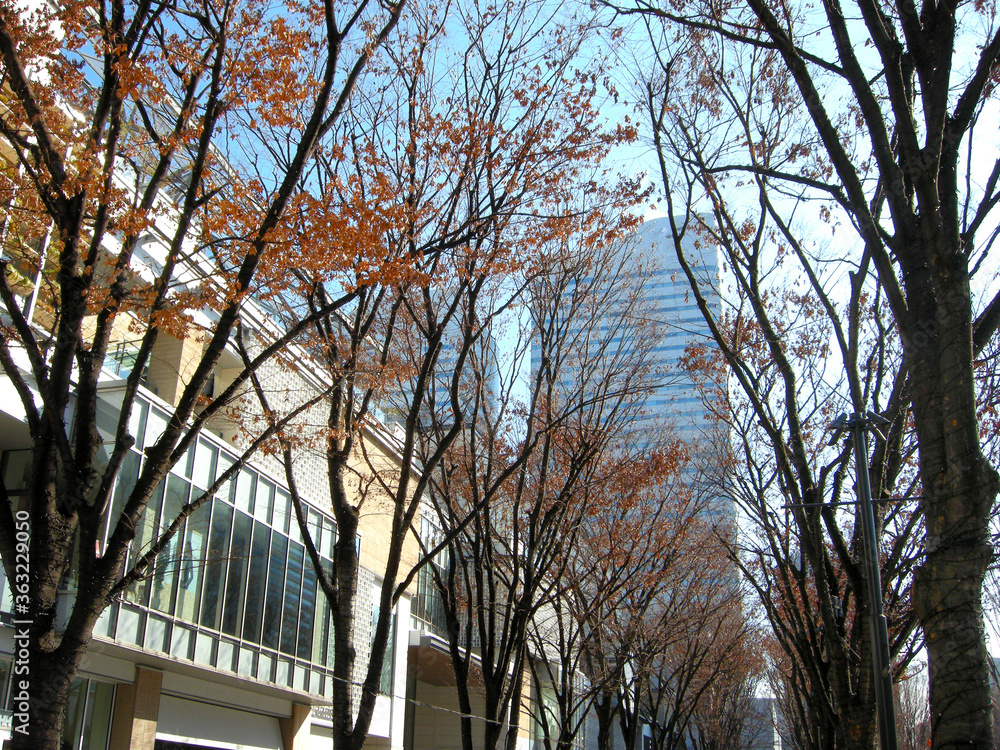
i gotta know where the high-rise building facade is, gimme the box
[543,216,731,521]
[625,217,722,449]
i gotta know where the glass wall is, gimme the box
[411,518,447,635]
[96,393,339,693]
[102,341,149,381]
[0,389,357,695]
[0,662,114,750]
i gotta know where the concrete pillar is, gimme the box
[108,666,163,750]
[278,703,312,750]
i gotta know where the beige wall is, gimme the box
[145,329,204,405]
[108,666,162,750]
[354,434,421,585]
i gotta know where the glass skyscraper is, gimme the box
[635,217,732,520]
[565,216,733,521]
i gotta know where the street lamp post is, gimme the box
[829,412,898,750]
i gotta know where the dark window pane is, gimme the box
[175,504,209,623]
[222,511,253,636]
[297,562,317,660]
[200,503,233,630]
[280,542,303,655]
[0,660,9,708]
[243,521,270,643]
[262,535,287,650]
[150,475,189,615]
[126,483,164,606]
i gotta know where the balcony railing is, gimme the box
[103,341,149,382]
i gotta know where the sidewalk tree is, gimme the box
[241,4,643,750]
[583,505,752,750]
[638,561,761,750]
[526,439,689,750]
[419,209,659,750]
[0,0,407,745]
[686,627,768,750]
[895,670,932,750]
[611,205,923,746]
[689,311,922,750]
[602,0,1000,743]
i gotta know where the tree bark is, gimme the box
[902,248,997,750]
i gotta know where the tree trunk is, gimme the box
[331,476,361,750]
[902,245,997,750]
[20,651,75,750]
[594,690,616,750]
[14,598,101,750]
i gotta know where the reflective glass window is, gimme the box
[0,660,9,708]
[256,478,275,523]
[280,541,304,655]
[274,488,291,534]
[297,562,317,660]
[378,612,395,695]
[97,396,127,446]
[107,449,141,546]
[174,440,194,478]
[61,678,86,750]
[222,511,252,636]
[127,400,148,445]
[200,503,233,630]
[216,452,236,502]
[242,521,270,642]
[192,439,218,490]
[150,475,189,614]
[323,518,336,558]
[235,468,256,514]
[262,535,287,650]
[287,500,302,545]
[126,483,164,605]
[145,407,169,451]
[175,505,209,623]
[308,510,322,551]
[313,581,330,667]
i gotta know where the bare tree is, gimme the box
[636,528,757,750]
[895,669,931,750]
[239,3,642,749]
[603,0,1000,743]
[653,202,921,748]
[418,212,664,750]
[0,0,408,745]
[526,439,692,750]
